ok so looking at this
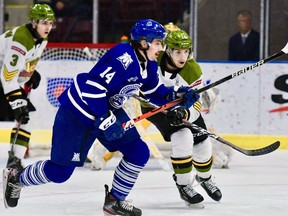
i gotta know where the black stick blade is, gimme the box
[245,141,280,156]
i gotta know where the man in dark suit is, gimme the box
[228,10,260,61]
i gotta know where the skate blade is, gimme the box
[185,201,205,209]
[103,209,121,216]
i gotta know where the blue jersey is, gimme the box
[58,43,169,126]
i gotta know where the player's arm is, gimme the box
[166,63,203,126]
[78,73,124,142]
[1,40,30,124]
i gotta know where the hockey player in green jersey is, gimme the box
[0,4,55,167]
[141,29,222,207]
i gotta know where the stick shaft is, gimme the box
[132,94,280,156]
[196,50,286,94]
[124,47,287,128]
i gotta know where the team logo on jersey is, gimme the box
[71,152,81,162]
[109,84,141,109]
[117,52,133,70]
[128,76,138,82]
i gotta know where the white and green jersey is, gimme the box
[0,24,47,95]
[156,51,204,121]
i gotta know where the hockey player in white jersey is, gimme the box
[141,29,222,207]
[3,19,199,215]
[0,4,55,165]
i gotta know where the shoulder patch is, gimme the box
[11,46,26,55]
[117,52,133,70]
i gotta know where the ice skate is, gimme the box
[103,184,142,216]
[3,167,23,208]
[196,175,222,201]
[173,174,204,208]
[6,152,24,170]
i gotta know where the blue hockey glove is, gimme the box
[94,111,125,142]
[166,106,189,126]
[167,86,200,109]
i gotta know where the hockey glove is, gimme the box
[166,106,189,126]
[167,86,200,109]
[25,70,41,90]
[94,111,125,142]
[8,94,30,124]
[19,87,36,112]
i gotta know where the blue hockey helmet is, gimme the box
[130,19,166,44]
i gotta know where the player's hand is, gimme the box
[167,86,200,109]
[182,87,199,109]
[95,111,125,142]
[8,95,30,124]
[166,106,189,126]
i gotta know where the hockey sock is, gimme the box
[111,159,144,201]
[19,160,51,186]
[171,156,193,185]
[10,128,31,148]
[192,157,213,179]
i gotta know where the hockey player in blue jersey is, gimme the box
[3,19,199,215]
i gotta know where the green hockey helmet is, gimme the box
[29,4,55,21]
[165,30,192,50]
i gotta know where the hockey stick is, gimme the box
[132,94,280,156]
[83,48,171,170]
[6,119,22,167]
[123,42,288,129]
[183,120,280,156]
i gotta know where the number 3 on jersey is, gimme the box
[100,67,116,84]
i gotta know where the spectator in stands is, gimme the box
[35,0,92,20]
[228,10,260,61]
[35,0,92,42]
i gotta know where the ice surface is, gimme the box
[0,143,287,216]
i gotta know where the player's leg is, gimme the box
[102,138,148,216]
[8,123,31,164]
[100,108,149,216]
[0,86,27,168]
[10,97,37,159]
[192,137,222,201]
[3,106,96,208]
[170,127,204,206]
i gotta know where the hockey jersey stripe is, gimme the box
[140,79,162,95]
[67,89,95,120]
[86,80,107,91]
[82,92,106,98]
[3,66,18,81]
[73,77,86,102]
